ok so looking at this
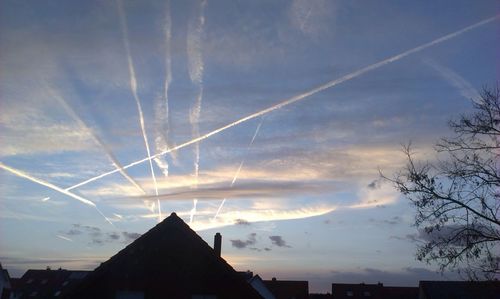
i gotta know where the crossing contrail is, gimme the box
[187,0,208,224]
[44,86,146,198]
[51,15,499,192]
[152,0,175,222]
[213,119,263,221]
[0,162,114,226]
[154,0,173,176]
[117,0,160,220]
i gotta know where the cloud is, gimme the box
[138,181,333,202]
[288,0,336,39]
[66,229,83,236]
[234,219,251,226]
[367,180,381,190]
[369,216,403,226]
[58,224,142,245]
[230,233,257,249]
[350,181,400,209]
[107,232,120,241]
[139,204,336,232]
[269,235,291,248]
[122,231,141,242]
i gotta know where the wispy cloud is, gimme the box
[269,235,291,248]
[139,204,337,231]
[288,0,336,39]
[349,181,399,209]
[231,233,257,249]
[423,58,481,103]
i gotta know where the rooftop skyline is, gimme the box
[0,0,498,292]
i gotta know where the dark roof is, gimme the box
[419,280,500,299]
[309,294,332,299]
[332,283,384,299]
[264,278,309,299]
[383,286,418,299]
[331,283,418,299]
[0,263,10,283]
[65,212,263,299]
[12,269,89,299]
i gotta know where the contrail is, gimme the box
[153,0,174,222]
[56,235,73,242]
[52,15,499,191]
[40,87,147,202]
[187,0,208,224]
[0,162,96,207]
[0,162,114,226]
[116,0,161,220]
[154,0,173,177]
[213,119,263,221]
[423,58,482,104]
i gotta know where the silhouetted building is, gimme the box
[0,263,12,299]
[264,277,309,299]
[331,283,418,299]
[248,275,276,299]
[309,294,332,299]
[64,212,263,299]
[418,280,500,299]
[10,268,88,299]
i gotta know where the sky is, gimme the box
[0,0,498,293]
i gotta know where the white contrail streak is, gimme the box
[231,119,262,187]
[52,15,499,191]
[52,88,146,194]
[188,0,208,224]
[154,0,173,177]
[116,0,161,221]
[213,119,263,221]
[56,235,73,242]
[41,88,146,201]
[0,162,96,207]
[152,0,174,222]
[0,162,114,226]
[423,58,482,104]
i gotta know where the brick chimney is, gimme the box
[214,232,222,256]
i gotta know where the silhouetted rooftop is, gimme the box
[65,212,263,299]
[419,280,500,299]
[264,277,309,299]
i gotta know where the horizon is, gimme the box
[0,0,498,293]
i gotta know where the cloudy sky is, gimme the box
[0,0,498,292]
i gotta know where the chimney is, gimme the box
[214,232,222,256]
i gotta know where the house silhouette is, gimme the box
[64,212,263,299]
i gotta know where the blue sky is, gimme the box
[0,0,498,292]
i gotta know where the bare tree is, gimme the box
[386,86,500,279]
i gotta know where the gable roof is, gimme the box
[419,280,500,299]
[65,212,263,299]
